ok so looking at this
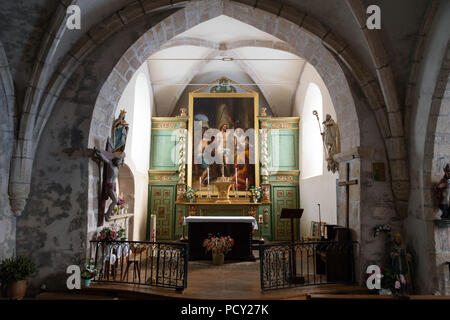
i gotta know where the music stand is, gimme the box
[280,208,304,284]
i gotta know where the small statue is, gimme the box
[112,110,129,153]
[322,114,340,157]
[436,164,450,220]
[390,232,414,294]
[313,111,340,173]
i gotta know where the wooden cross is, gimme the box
[338,162,358,228]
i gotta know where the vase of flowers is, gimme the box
[80,259,97,287]
[184,187,199,202]
[118,195,128,215]
[97,224,127,242]
[248,186,262,203]
[203,234,234,265]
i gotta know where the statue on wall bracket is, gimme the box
[436,163,450,220]
[112,110,129,154]
[313,111,340,173]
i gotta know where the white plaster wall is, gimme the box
[293,63,338,238]
[116,63,153,241]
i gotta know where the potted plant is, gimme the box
[203,234,234,265]
[0,256,37,299]
[80,259,98,287]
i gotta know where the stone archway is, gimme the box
[15,0,399,290]
[10,0,408,222]
[422,42,450,295]
[87,0,366,276]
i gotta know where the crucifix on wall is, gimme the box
[338,162,358,228]
[92,138,125,226]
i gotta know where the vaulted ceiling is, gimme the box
[146,15,305,116]
[0,0,430,104]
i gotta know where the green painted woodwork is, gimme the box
[147,116,300,241]
[148,185,175,240]
[272,185,299,241]
[150,132,178,170]
[267,129,299,171]
[174,205,187,239]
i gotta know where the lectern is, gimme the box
[280,208,304,284]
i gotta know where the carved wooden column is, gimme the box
[176,112,188,202]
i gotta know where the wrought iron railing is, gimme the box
[89,240,189,292]
[259,241,358,292]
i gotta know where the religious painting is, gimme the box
[187,78,260,195]
[112,110,129,153]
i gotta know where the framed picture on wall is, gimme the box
[187,77,260,196]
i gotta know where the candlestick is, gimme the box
[207,167,211,198]
[235,167,238,198]
[258,215,264,241]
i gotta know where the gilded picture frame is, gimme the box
[187,78,260,196]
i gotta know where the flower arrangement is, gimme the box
[184,186,199,202]
[118,196,126,206]
[80,259,97,280]
[248,186,262,203]
[97,224,127,242]
[373,224,391,237]
[368,265,407,294]
[203,234,234,255]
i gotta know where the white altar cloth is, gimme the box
[183,216,258,230]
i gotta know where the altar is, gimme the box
[147,77,301,242]
[184,216,258,261]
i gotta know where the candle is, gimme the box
[235,167,238,188]
[245,178,248,191]
[207,167,210,185]
[259,215,263,224]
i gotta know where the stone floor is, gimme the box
[37,253,370,300]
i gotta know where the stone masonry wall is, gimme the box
[0,42,16,260]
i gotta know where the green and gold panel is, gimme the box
[148,185,175,240]
[150,117,188,171]
[199,207,246,216]
[267,129,299,172]
[272,185,299,241]
[174,205,187,239]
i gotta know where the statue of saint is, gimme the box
[390,232,414,294]
[436,163,450,220]
[94,148,122,222]
[321,114,340,157]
